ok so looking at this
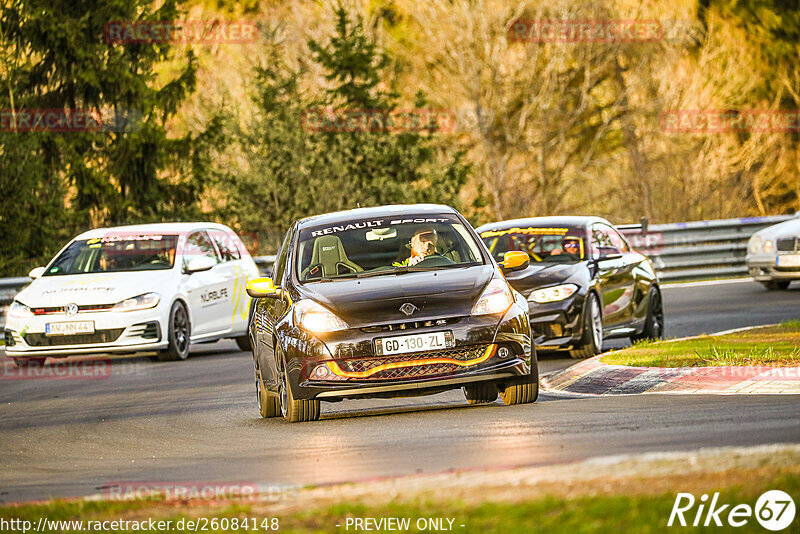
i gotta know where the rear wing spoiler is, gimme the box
[616,216,649,234]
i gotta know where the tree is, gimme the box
[219,7,471,252]
[0,0,214,275]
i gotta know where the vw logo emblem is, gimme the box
[64,303,79,316]
[399,302,418,317]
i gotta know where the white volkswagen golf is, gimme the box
[5,223,260,365]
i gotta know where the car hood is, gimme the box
[755,217,800,239]
[504,262,586,295]
[15,271,177,308]
[296,265,494,327]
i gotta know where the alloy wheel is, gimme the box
[590,296,603,350]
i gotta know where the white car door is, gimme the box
[182,230,231,338]
[208,228,249,335]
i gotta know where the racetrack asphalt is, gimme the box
[1,278,799,502]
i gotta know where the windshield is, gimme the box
[295,214,485,282]
[44,234,179,275]
[480,225,587,264]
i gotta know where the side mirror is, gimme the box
[500,251,530,273]
[598,247,623,261]
[184,256,216,274]
[28,266,46,279]
[246,277,279,298]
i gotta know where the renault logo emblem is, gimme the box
[64,303,79,316]
[399,302,417,316]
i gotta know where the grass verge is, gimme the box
[1,462,798,533]
[602,320,800,367]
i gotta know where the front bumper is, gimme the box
[527,294,584,351]
[281,300,533,401]
[4,307,167,357]
[747,257,800,282]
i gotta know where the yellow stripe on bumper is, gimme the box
[326,344,497,379]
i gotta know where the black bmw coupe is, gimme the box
[476,216,664,358]
[245,204,538,422]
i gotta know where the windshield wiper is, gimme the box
[356,265,463,278]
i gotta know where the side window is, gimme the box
[610,228,630,253]
[272,227,293,285]
[183,231,219,268]
[209,229,241,262]
[591,224,624,257]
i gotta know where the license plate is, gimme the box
[45,321,95,336]
[777,254,800,268]
[375,331,454,356]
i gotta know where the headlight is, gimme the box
[471,279,514,316]
[294,300,348,333]
[529,284,579,304]
[8,301,33,318]
[748,235,763,254]
[763,240,774,254]
[112,292,160,312]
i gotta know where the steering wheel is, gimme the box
[415,254,455,267]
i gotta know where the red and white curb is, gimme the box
[542,325,800,395]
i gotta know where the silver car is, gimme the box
[746,216,800,290]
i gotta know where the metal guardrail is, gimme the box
[620,214,797,282]
[253,255,276,276]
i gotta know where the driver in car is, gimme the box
[550,236,581,257]
[394,227,438,267]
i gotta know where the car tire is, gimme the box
[463,382,498,404]
[762,280,791,290]
[278,359,320,423]
[157,301,190,361]
[570,292,603,359]
[236,335,252,352]
[499,349,539,405]
[13,357,47,367]
[254,359,278,418]
[631,286,665,342]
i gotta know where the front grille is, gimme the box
[777,237,799,252]
[361,317,461,333]
[32,304,114,315]
[335,345,493,381]
[24,328,125,347]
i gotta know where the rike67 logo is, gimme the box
[669,490,796,531]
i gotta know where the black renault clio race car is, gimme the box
[246,204,537,422]
[476,216,664,359]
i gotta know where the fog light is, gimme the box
[312,365,330,379]
[497,346,511,359]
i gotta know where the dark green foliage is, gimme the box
[0,0,212,275]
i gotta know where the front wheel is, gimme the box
[463,382,498,404]
[157,301,190,361]
[499,349,539,405]
[570,292,603,359]
[631,286,665,342]
[762,280,790,290]
[255,359,278,418]
[278,361,320,423]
